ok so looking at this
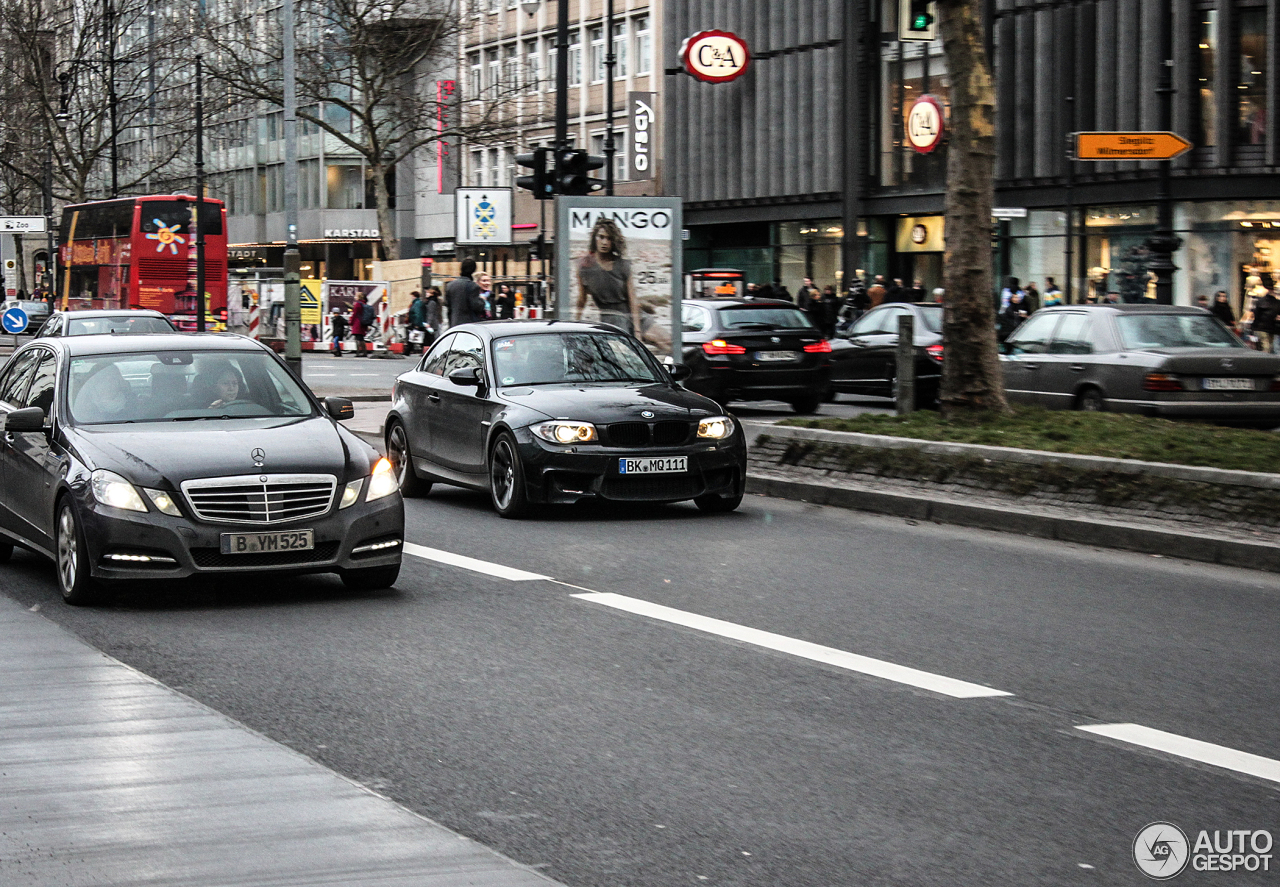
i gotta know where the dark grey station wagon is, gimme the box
[1001,304,1280,428]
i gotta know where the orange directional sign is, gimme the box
[1073,131,1192,160]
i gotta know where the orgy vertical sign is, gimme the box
[628,92,656,182]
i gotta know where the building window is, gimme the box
[502,147,515,186]
[525,39,541,91]
[471,149,485,186]
[634,15,650,75]
[591,132,627,182]
[1237,7,1268,147]
[468,52,482,100]
[613,21,628,78]
[567,32,583,86]
[486,48,501,94]
[546,36,557,88]
[590,26,605,83]
[328,163,364,209]
[1196,9,1217,147]
[504,44,520,90]
[487,0,499,13]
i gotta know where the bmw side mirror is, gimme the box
[448,366,483,387]
[3,406,45,432]
[666,363,693,382]
[324,397,355,420]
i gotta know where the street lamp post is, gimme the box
[195,54,206,333]
[282,0,302,378]
[603,0,615,195]
[1145,0,1180,304]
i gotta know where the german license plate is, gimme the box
[756,350,798,361]
[220,530,315,555]
[618,456,687,474]
[1203,377,1253,391]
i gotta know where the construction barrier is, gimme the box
[247,303,260,340]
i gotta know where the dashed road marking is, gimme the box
[1076,723,1280,784]
[403,542,550,581]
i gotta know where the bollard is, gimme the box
[247,303,260,340]
[895,313,916,415]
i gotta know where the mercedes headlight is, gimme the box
[365,458,399,502]
[697,416,734,440]
[533,421,598,444]
[90,470,148,513]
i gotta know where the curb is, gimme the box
[746,472,1280,574]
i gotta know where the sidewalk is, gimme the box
[0,595,561,887]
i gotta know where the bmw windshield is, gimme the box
[67,350,315,425]
[491,333,665,387]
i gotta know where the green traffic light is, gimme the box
[913,13,930,27]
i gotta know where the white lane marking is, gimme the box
[571,592,1012,699]
[1077,723,1280,784]
[403,542,549,581]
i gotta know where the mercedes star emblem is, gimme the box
[771,336,781,344]
[1221,358,1234,369]
[251,448,266,466]
[640,410,655,419]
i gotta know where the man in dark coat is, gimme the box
[1253,288,1279,353]
[446,258,486,327]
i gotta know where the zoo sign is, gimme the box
[906,94,946,154]
[680,30,750,84]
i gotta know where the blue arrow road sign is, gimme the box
[2,306,30,334]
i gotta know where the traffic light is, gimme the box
[899,0,936,39]
[907,0,934,32]
[515,146,554,199]
[555,149,606,196]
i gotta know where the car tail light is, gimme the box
[1271,376,1280,392]
[926,344,944,362]
[802,340,832,353]
[1142,372,1183,391]
[702,339,747,355]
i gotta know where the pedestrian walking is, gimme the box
[884,278,907,303]
[1000,277,1021,311]
[1042,277,1063,307]
[1252,288,1279,352]
[908,278,928,303]
[495,284,515,320]
[999,291,1028,341]
[797,277,822,325]
[477,273,495,320]
[773,279,793,303]
[820,285,840,336]
[446,258,487,326]
[350,295,369,356]
[868,275,887,308]
[1023,281,1040,313]
[423,288,443,344]
[406,290,426,354]
[329,306,348,357]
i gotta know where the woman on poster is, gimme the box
[575,218,640,334]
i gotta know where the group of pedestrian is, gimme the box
[329,293,381,357]
[1200,284,1280,352]
[997,277,1064,340]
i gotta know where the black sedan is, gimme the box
[828,302,944,405]
[1001,304,1280,427]
[0,334,403,605]
[36,308,177,337]
[386,321,747,518]
[679,299,831,413]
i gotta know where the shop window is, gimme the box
[1237,8,1267,147]
[1195,9,1216,147]
[327,163,363,209]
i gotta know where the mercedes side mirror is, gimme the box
[3,406,46,432]
[324,397,355,421]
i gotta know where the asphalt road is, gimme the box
[4,491,1279,886]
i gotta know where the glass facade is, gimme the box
[1237,7,1268,148]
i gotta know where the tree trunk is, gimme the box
[937,0,1009,416]
[371,162,398,261]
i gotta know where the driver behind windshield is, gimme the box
[193,360,249,409]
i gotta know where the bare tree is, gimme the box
[0,0,195,204]
[205,0,519,260]
[936,0,1009,415]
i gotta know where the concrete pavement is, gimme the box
[0,594,562,887]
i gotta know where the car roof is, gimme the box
[52,333,266,357]
[449,320,629,337]
[1038,304,1207,315]
[53,309,169,319]
[684,298,799,309]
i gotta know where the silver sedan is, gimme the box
[1000,304,1280,428]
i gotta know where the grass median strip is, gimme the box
[781,408,1280,473]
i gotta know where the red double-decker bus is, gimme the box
[57,195,228,328]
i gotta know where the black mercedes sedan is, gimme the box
[387,321,747,518]
[828,302,945,406]
[0,335,403,605]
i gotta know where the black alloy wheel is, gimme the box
[386,422,431,497]
[694,472,744,514]
[489,432,531,519]
[789,391,822,414]
[56,500,103,606]
[1076,388,1106,412]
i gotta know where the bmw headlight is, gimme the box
[697,416,734,440]
[365,458,399,502]
[90,470,148,513]
[533,421,598,444]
